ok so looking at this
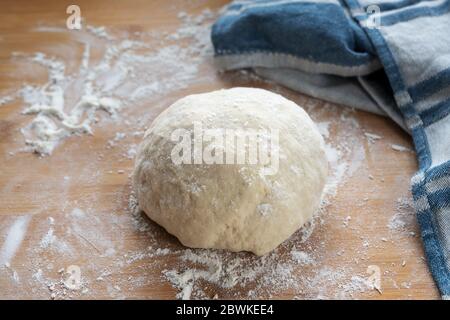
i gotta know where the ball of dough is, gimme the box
[133,87,327,255]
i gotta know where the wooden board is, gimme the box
[0,0,439,299]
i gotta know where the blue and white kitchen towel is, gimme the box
[212,0,450,298]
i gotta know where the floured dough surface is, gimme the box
[133,87,327,255]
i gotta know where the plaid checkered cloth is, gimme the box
[212,0,450,298]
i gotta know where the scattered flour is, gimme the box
[86,25,113,40]
[17,51,120,155]
[343,215,352,228]
[364,132,382,144]
[1,9,216,156]
[391,144,412,152]
[40,228,56,249]
[0,94,16,106]
[388,197,414,232]
[291,250,315,266]
[126,145,137,159]
[0,216,32,266]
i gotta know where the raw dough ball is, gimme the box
[133,87,327,255]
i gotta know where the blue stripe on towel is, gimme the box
[409,68,450,103]
[420,99,450,126]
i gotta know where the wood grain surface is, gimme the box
[0,0,440,299]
